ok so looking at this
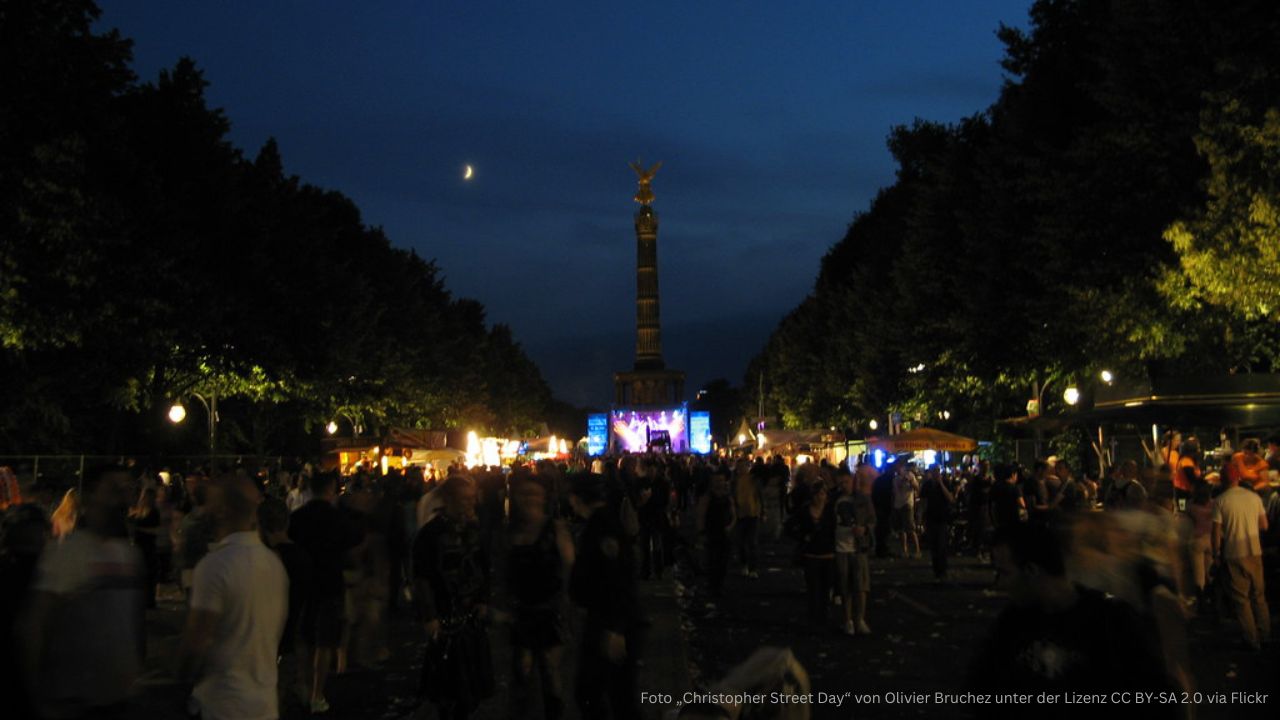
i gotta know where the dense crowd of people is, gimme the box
[0,432,1276,719]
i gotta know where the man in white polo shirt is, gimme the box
[179,474,288,720]
[1212,471,1270,650]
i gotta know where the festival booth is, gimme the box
[394,428,526,470]
[755,428,848,465]
[865,427,977,468]
[996,374,1280,477]
[526,435,571,460]
[1081,373,1280,477]
[323,427,468,475]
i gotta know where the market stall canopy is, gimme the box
[868,428,976,453]
[386,427,451,450]
[1086,373,1280,428]
[526,436,558,453]
[404,448,466,465]
[997,415,1071,433]
[759,429,844,449]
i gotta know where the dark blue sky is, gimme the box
[98,0,1031,407]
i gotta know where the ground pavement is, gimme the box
[677,526,1280,720]
[130,523,1276,720]
[134,549,691,720]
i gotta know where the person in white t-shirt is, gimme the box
[178,475,288,720]
[285,474,311,513]
[1212,473,1270,650]
[20,464,144,719]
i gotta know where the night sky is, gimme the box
[97,1,1030,408]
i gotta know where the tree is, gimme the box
[747,0,1280,433]
[0,1,562,452]
[1163,100,1280,321]
[0,0,134,350]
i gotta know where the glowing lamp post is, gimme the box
[167,391,218,458]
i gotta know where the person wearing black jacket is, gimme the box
[871,466,896,558]
[696,469,736,599]
[786,483,836,628]
[568,474,642,720]
[921,469,957,581]
[967,462,994,559]
[636,463,670,581]
[288,472,365,714]
[413,475,493,720]
[257,496,313,704]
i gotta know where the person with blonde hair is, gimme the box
[50,488,79,540]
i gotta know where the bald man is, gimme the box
[179,475,288,720]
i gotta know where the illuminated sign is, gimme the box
[690,411,712,454]
[587,414,608,456]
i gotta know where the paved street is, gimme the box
[130,516,1278,720]
[134,544,692,720]
[677,527,1280,720]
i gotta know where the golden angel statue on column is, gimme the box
[629,160,662,205]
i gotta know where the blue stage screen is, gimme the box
[587,414,608,456]
[690,411,712,454]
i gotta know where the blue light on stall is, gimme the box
[690,411,712,454]
[873,448,885,468]
[586,414,608,457]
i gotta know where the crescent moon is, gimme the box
[464,164,474,180]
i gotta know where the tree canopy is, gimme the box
[0,0,559,453]
[749,0,1280,434]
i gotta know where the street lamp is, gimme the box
[328,411,365,440]
[1100,369,1114,385]
[868,419,879,431]
[168,391,218,457]
[1063,386,1081,406]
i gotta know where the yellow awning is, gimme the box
[868,427,976,453]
